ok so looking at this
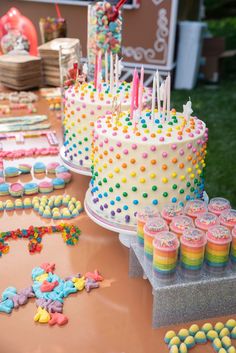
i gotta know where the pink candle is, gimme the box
[97,51,102,94]
[135,71,139,109]
[138,66,144,111]
[130,68,137,119]
[94,53,98,89]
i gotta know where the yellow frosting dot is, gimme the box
[98,167,102,172]
[150,173,156,179]
[108,173,113,178]
[162,177,168,183]
[71,122,75,126]
[121,177,127,183]
[83,127,87,131]
[187,168,192,173]
[114,167,120,173]
[77,129,81,134]
[140,178,146,183]
[103,164,107,168]
[157,129,162,134]
[172,172,177,178]
[167,127,172,132]
[180,175,186,181]
[197,169,202,175]
[190,173,195,179]
[131,172,136,177]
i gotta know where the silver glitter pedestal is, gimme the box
[129,243,236,328]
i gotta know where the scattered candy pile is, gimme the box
[0,263,103,326]
[0,223,80,256]
[0,195,83,220]
[0,147,59,160]
[164,319,236,353]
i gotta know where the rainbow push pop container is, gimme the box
[143,217,168,261]
[180,227,207,276]
[205,225,232,271]
[170,215,194,240]
[231,227,236,267]
[136,207,160,246]
[195,212,220,232]
[184,199,208,219]
[153,231,179,280]
[208,197,231,216]
[161,203,184,225]
[219,209,236,231]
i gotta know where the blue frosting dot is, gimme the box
[98,194,102,199]
[110,200,115,205]
[141,119,146,124]
[180,201,184,207]
[104,192,108,197]
[123,205,128,210]
[155,119,160,124]
[172,197,177,203]
[152,199,158,205]
[133,200,139,205]
[85,147,89,152]
[116,196,121,201]
[186,195,191,200]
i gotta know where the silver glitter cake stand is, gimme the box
[84,190,136,247]
[60,146,92,176]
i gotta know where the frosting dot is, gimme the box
[142,153,148,159]
[150,146,156,152]
[132,144,137,150]
[171,144,177,150]
[162,152,168,158]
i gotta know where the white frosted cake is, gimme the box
[63,81,151,171]
[88,107,208,226]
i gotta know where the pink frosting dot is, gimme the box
[102,129,107,133]
[162,152,168,158]
[112,132,117,136]
[82,103,87,108]
[189,133,194,138]
[97,105,102,110]
[99,142,103,147]
[109,146,114,152]
[76,107,81,111]
[192,147,197,153]
[117,142,121,147]
[71,100,75,104]
[150,146,156,152]
[97,124,102,128]
[142,152,148,158]
[104,138,108,143]
[179,149,184,156]
[159,137,165,142]
[177,136,183,140]
[125,135,130,139]
[142,137,147,141]
[132,144,137,150]
[90,110,95,115]
[197,139,201,145]
[106,101,110,104]
[72,93,75,97]
[171,144,177,149]
[187,143,192,149]
[123,149,129,155]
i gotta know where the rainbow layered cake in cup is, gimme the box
[219,209,236,231]
[185,200,208,219]
[143,218,168,261]
[161,203,184,225]
[136,207,160,247]
[170,215,194,240]
[180,227,207,277]
[208,197,231,216]
[205,225,232,271]
[153,231,179,280]
[195,212,220,232]
[231,227,236,267]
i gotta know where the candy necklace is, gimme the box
[0,223,80,256]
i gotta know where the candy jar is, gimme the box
[87,1,123,80]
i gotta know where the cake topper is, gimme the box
[183,98,193,120]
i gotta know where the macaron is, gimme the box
[24,182,39,195]
[55,165,69,174]
[38,181,53,194]
[52,178,65,190]
[9,183,24,197]
[5,166,20,178]
[33,162,46,174]
[0,177,5,184]
[0,183,10,196]
[56,172,72,184]
[47,162,60,174]
[5,200,14,211]
[18,163,32,174]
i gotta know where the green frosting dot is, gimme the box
[163,192,168,197]
[172,184,177,190]
[127,122,132,126]
[190,187,195,192]
[125,117,130,122]
[78,141,82,145]
[123,192,128,197]
[194,179,198,184]
[158,124,163,128]
[115,183,120,188]
[84,137,88,142]
[168,122,173,126]
[103,178,107,183]
[98,181,102,186]
[179,189,184,194]
[152,185,157,191]
[72,133,76,137]
[109,187,113,192]
[186,182,191,187]
[143,193,148,198]
[142,124,147,128]
[69,137,72,141]
[95,172,98,177]
[132,186,137,192]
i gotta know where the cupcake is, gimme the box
[161,203,184,224]
[0,183,10,196]
[185,200,208,219]
[136,206,160,246]
[208,197,231,216]
[195,212,220,232]
[219,209,236,230]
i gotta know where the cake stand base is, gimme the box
[60,146,92,176]
[84,191,136,248]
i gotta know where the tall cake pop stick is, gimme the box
[110,53,114,94]
[156,70,161,120]
[151,74,156,121]
[105,52,108,84]
[138,65,144,112]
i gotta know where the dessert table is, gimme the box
[0,88,233,353]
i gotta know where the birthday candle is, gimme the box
[167,74,171,120]
[115,54,119,89]
[163,78,167,119]
[94,54,98,89]
[156,70,161,120]
[110,53,114,94]
[135,71,139,109]
[105,52,108,84]
[130,69,137,119]
[97,51,102,94]
[138,65,144,111]
[151,74,156,120]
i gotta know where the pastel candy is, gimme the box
[231,326,236,339]
[40,280,59,292]
[34,306,50,323]
[207,329,218,341]
[35,273,49,282]
[2,287,17,300]
[219,327,230,338]
[202,322,213,333]
[215,322,225,333]
[72,277,85,291]
[36,298,63,313]
[195,330,207,344]
[40,263,55,273]
[12,286,35,308]
[212,338,222,352]
[170,345,179,353]
[228,346,236,353]
[179,343,187,353]
[178,328,189,341]
[0,299,14,313]
[184,336,195,349]
[85,278,99,292]
[226,319,236,330]
[218,349,227,353]
[189,324,199,336]
[221,336,232,349]
[48,312,68,326]
[169,336,181,348]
